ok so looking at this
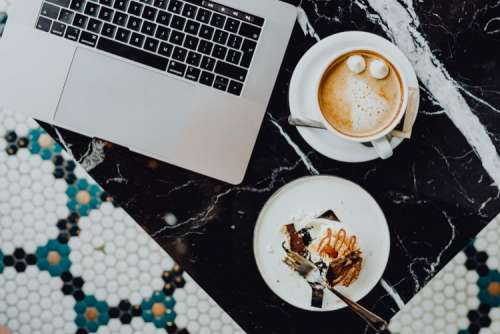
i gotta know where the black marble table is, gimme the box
[41,0,500,333]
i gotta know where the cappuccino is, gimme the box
[318,51,403,138]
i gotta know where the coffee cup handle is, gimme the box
[371,137,393,160]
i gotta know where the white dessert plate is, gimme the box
[289,31,420,163]
[253,175,390,311]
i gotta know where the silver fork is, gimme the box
[283,251,388,332]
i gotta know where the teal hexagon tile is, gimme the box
[35,240,71,277]
[66,179,103,216]
[28,128,62,160]
[141,291,177,328]
[478,270,500,307]
[74,296,109,333]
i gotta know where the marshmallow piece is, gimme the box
[346,55,366,74]
[369,59,389,79]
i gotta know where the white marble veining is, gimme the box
[356,0,500,187]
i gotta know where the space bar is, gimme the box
[97,37,169,71]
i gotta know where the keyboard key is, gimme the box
[98,6,114,21]
[240,38,256,67]
[130,32,145,47]
[112,11,128,26]
[213,29,228,45]
[227,80,243,95]
[47,0,71,8]
[215,61,247,82]
[113,0,128,11]
[84,2,99,16]
[184,20,199,35]
[100,0,113,6]
[199,25,213,40]
[172,46,187,61]
[87,18,102,33]
[213,75,228,91]
[197,40,213,55]
[200,56,215,71]
[153,0,167,9]
[41,3,60,19]
[183,35,198,50]
[239,22,261,40]
[101,23,116,37]
[116,27,131,42]
[64,26,80,40]
[212,45,227,60]
[36,16,52,32]
[73,13,87,27]
[167,0,182,14]
[50,21,66,36]
[196,8,210,23]
[155,25,170,40]
[127,16,142,31]
[97,37,169,70]
[227,34,242,49]
[199,71,214,86]
[59,9,74,23]
[144,37,159,52]
[128,1,143,15]
[156,10,170,26]
[170,15,185,30]
[169,30,184,45]
[141,21,156,35]
[210,13,224,28]
[142,6,157,20]
[158,42,173,57]
[140,0,152,4]
[182,3,196,18]
[224,18,239,33]
[79,31,98,46]
[185,66,200,81]
[226,49,241,65]
[167,60,186,76]
[70,0,85,12]
[186,51,201,66]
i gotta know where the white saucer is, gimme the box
[253,176,390,311]
[289,31,420,163]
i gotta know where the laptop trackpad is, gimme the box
[55,47,197,155]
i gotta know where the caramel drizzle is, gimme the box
[318,228,358,259]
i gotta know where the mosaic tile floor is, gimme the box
[0,107,244,334]
[389,215,500,334]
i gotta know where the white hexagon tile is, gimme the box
[0,107,245,334]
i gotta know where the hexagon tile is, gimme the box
[0,107,245,334]
[389,215,500,334]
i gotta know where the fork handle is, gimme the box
[327,287,388,332]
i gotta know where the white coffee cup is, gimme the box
[314,46,411,159]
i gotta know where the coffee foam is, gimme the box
[318,51,403,138]
[346,75,390,133]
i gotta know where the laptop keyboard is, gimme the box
[35,0,265,96]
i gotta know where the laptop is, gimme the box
[0,0,296,184]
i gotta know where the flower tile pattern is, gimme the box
[68,203,171,305]
[0,107,245,333]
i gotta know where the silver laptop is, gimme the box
[0,0,296,184]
